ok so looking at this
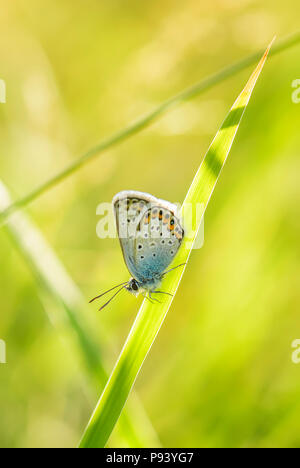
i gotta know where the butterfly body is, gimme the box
[90,191,185,309]
[125,277,162,297]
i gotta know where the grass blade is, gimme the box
[0,180,161,448]
[0,32,298,225]
[79,39,274,449]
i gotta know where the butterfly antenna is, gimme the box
[161,263,187,277]
[98,285,126,311]
[89,281,128,303]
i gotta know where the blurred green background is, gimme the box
[0,0,300,448]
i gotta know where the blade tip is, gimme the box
[265,36,277,55]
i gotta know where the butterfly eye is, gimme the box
[132,281,139,291]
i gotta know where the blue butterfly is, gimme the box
[90,191,185,310]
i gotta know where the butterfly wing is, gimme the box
[113,191,184,283]
[113,191,150,280]
[133,205,184,282]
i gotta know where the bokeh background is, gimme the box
[0,0,300,448]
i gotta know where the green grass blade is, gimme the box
[0,32,299,226]
[79,39,274,449]
[0,181,161,448]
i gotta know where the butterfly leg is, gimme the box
[149,292,162,303]
[152,290,173,297]
[142,293,156,304]
[161,263,187,278]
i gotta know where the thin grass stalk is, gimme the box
[0,32,298,226]
[0,181,161,448]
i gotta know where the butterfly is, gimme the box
[90,191,185,310]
